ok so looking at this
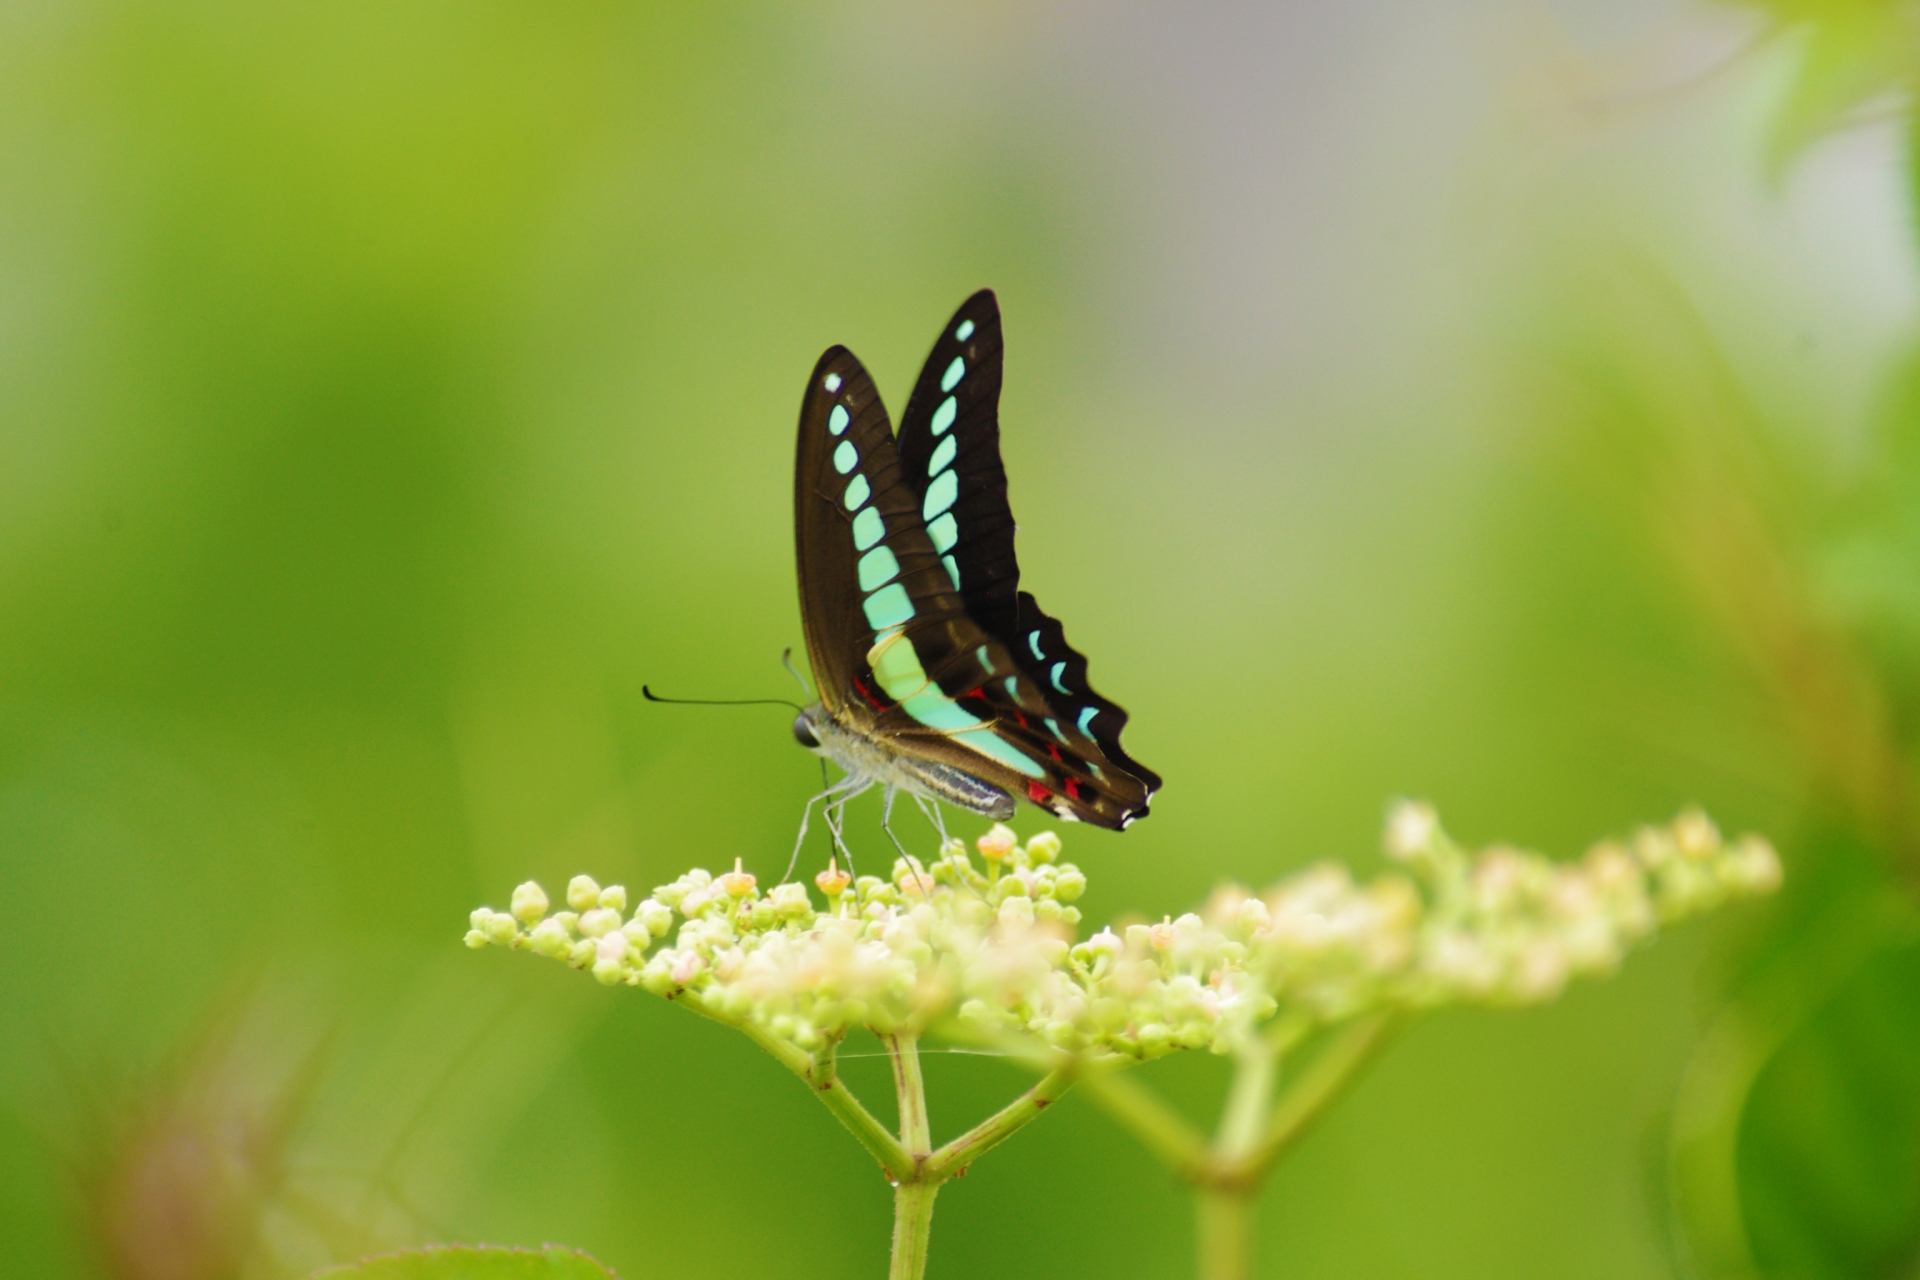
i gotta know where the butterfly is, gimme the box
[789,290,1160,843]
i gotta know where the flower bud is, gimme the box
[463,929,489,948]
[1385,800,1438,861]
[1148,917,1178,952]
[636,900,675,937]
[816,862,853,897]
[511,881,550,924]
[1053,865,1086,903]
[567,875,602,911]
[597,884,628,914]
[1673,808,1719,858]
[469,907,494,931]
[977,823,1017,862]
[671,951,706,986]
[1025,831,1062,865]
[529,918,570,957]
[769,882,814,921]
[577,907,621,938]
[997,896,1035,927]
[483,912,518,945]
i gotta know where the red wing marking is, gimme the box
[852,679,888,712]
[1064,777,1082,800]
[1027,781,1050,803]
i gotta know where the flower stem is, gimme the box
[889,1182,940,1280]
[1195,1184,1255,1280]
[887,1033,931,1151]
[927,1066,1076,1176]
[1246,1013,1396,1179]
[676,991,912,1178]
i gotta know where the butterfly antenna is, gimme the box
[642,687,804,713]
[780,647,813,701]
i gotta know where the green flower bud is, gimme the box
[568,939,597,968]
[529,918,571,957]
[482,913,518,945]
[636,900,674,937]
[597,884,629,913]
[463,929,490,949]
[1025,831,1062,865]
[1053,865,1086,902]
[469,908,494,931]
[1384,799,1438,861]
[998,896,1035,927]
[567,875,603,911]
[577,907,621,938]
[511,882,550,924]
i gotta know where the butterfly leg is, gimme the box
[911,793,951,847]
[783,771,869,885]
[880,785,935,898]
[821,777,869,878]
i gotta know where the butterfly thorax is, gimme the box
[795,701,1017,821]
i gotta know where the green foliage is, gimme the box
[316,1246,617,1280]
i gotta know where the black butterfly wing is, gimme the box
[794,343,1149,828]
[894,291,1162,811]
[894,289,1019,640]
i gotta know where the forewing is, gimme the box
[891,292,1161,817]
[895,289,1020,641]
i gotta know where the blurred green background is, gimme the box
[4,1,1919,1277]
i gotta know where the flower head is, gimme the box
[467,807,1778,1060]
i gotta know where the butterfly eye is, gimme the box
[792,714,822,750]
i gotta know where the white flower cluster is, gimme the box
[467,807,1779,1059]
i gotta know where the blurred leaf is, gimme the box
[1722,0,1919,180]
[316,1245,617,1280]
[1738,932,1920,1277]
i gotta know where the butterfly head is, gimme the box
[791,705,826,753]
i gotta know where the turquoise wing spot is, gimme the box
[1077,706,1098,735]
[833,440,858,474]
[828,404,851,435]
[857,546,901,591]
[862,583,914,631]
[931,396,958,435]
[942,553,961,588]
[975,645,992,672]
[955,319,975,341]
[902,691,982,734]
[851,505,884,550]
[1045,717,1064,740]
[870,631,928,700]
[1088,761,1103,780]
[923,469,959,520]
[1050,662,1069,694]
[1028,631,1044,661]
[940,356,965,392]
[843,474,871,511]
[953,728,1045,778]
[927,512,959,552]
[928,436,957,476]
[824,373,842,393]
[1004,676,1021,701]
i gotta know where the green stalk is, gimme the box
[885,1033,938,1280]
[889,1183,940,1280]
[1195,1183,1255,1280]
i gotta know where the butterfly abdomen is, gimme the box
[801,704,1016,820]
